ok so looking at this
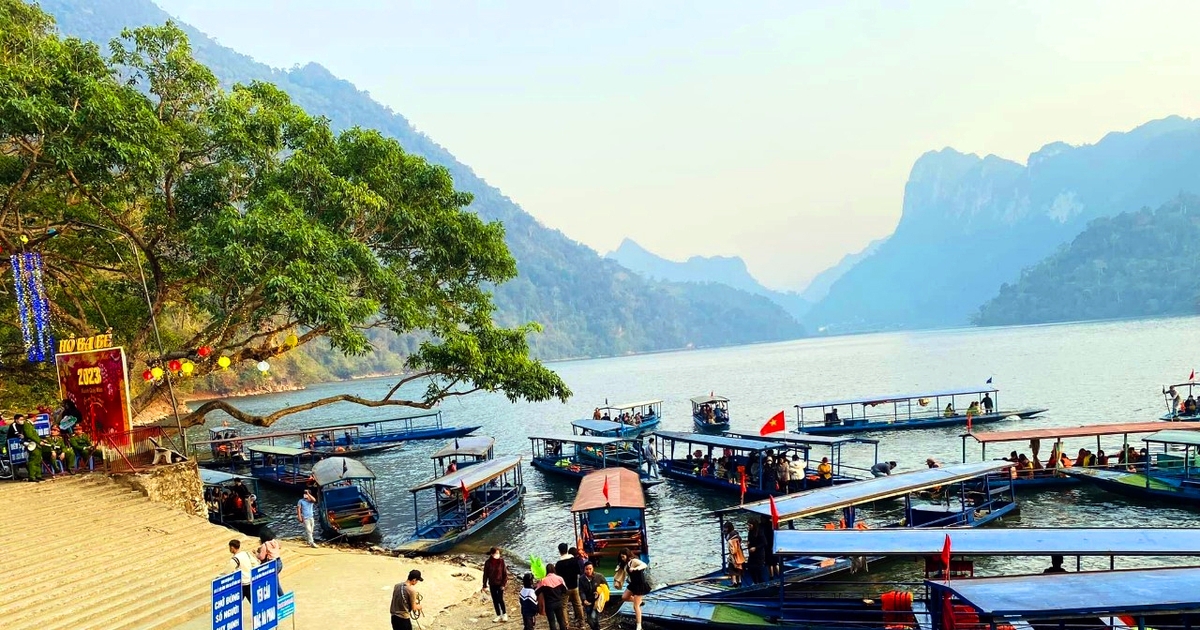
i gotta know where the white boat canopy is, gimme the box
[312,457,375,486]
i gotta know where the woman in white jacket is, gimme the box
[613,548,651,630]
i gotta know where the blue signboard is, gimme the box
[277,592,295,620]
[32,413,50,437]
[250,560,279,630]
[7,438,27,465]
[211,572,243,630]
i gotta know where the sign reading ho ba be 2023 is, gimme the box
[53,334,133,447]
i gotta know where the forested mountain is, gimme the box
[805,117,1200,333]
[39,0,804,360]
[974,195,1200,325]
[606,239,811,321]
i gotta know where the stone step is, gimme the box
[0,498,178,543]
[0,508,205,568]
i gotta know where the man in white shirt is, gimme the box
[227,539,257,601]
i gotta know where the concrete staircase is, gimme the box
[0,474,311,630]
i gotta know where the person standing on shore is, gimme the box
[482,547,509,623]
[390,570,423,630]
[518,573,538,630]
[256,530,283,595]
[296,490,317,547]
[536,564,568,630]
[226,539,257,602]
[554,543,583,625]
[613,548,651,630]
[578,562,606,630]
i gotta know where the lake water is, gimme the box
[191,316,1200,585]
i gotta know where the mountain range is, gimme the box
[40,0,805,359]
[804,116,1200,333]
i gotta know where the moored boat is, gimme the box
[654,431,815,500]
[584,400,662,437]
[200,469,273,535]
[529,435,663,488]
[246,444,321,491]
[311,456,380,539]
[430,436,495,476]
[303,410,480,448]
[795,386,1047,435]
[396,455,524,555]
[733,431,881,483]
[691,395,731,433]
[1064,428,1200,504]
[572,468,649,587]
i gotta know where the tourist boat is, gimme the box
[430,436,495,476]
[627,527,1200,629]
[691,395,731,433]
[961,421,1200,488]
[794,386,1048,435]
[298,425,405,457]
[571,419,644,440]
[642,461,1015,603]
[200,469,273,535]
[1161,380,1200,419]
[198,426,250,468]
[246,444,321,491]
[732,431,881,481]
[302,410,480,449]
[311,456,380,539]
[196,425,398,466]
[1064,429,1200,504]
[572,468,649,587]
[528,435,663,488]
[582,400,662,437]
[396,455,524,555]
[655,431,872,500]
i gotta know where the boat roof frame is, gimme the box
[653,431,787,453]
[199,469,256,485]
[599,399,663,411]
[967,421,1200,444]
[721,460,1009,521]
[430,436,496,459]
[528,434,630,447]
[571,468,645,512]
[409,455,523,492]
[299,409,442,432]
[1143,429,1200,448]
[795,386,999,410]
[571,419,630,433]
[246,444,314,457]
[690,395,730,405]
[734,431,880,447]
[772,527,1200,557]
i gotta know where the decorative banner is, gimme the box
[55,342,134,447]
[11,252,54,362]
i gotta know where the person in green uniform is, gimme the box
[47,424,73,473]
[69,428,96,471]
[19,414,46,482]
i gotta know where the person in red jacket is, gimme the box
[481,547,509,623]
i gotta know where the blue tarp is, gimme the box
[653,431,785,452]
[773,527,1200,556]
[795,386,998,410]
[571,419,628,433]
[938,566,1200,617]
[726,460,1009,520]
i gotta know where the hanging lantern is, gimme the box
[256,360,270,373]
[285,332,299,348]
[150,366,164,380]
[181,360,195,376]
[142,369,153,382]
[217,356,231,369]
[168,359,182,373]
[197,346,212,358]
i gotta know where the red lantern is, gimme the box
[168,359,182,373]
[197,346,212,358]
[142,369,153,382]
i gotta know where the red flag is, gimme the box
[941,534,952,583]
[739,470,747,503]
[768,495,780,530]
[602,475,610,503]
[460,480,469,503]
[759,410,786,436]
[1191,370,1195,382]
[965,411,973,433]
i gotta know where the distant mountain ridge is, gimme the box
[40,0,804,358]
[975,195,1200,325]
[799,238,886,303]
[805,116,1200,333]
[606,239,811,321]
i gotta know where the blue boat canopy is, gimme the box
[571,419,628,433]
[653,431,786,452]
[528,434,627,446]
[733,431,879,447]
[409,455,522,493]
[302,410,442,431]
[199,469,253,484]
[431,436,495,459]
[773,527,1200,556]
[1144,429,1200,448]
[724,460,1009,521]
[937,566,1200,618]
[312,457,375,486]
[795,386,998,410]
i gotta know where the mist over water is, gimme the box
[192,316,1200,585]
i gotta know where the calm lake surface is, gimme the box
[191,317,1200,585]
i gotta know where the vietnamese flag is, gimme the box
[769,495,780,530]
[759,410,786,436]
[941,534,952,583]
[1191,369,1196,382]
[602,475,610,503]
[739,470,748,503]
[460,480,469,503]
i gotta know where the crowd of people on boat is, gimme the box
[1004,443,1149,477]
[204,477,264,523]
[1165,386,1200,416]
[591,407,657,426]
[1,400,98,482]
[694,403,728,425]
[679,447,832,492]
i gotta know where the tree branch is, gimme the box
[180,393,437,428]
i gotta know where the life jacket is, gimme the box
[881,591,913,626]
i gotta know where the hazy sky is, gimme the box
[156,0,1200,290]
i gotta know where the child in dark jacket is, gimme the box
[519,572,538,630]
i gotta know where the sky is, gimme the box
[156,0,1200,291]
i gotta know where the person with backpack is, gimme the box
[226,539,258,602]
[519,573,538,630]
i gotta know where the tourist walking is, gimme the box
[390,569,423,630]
[519,573,538,630]
[482,547,509,623]
[296,489,317,547]
[256,529,283,595]
[614,548,651,630]
[722,521,745,587]
[536,564,568,630]
[555,543,584,624]
[578,562,607,630]
[226,539,257,602]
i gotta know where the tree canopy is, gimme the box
[0,0,570,424]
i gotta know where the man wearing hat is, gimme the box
[16,414,46,482]
[390,569,423,630]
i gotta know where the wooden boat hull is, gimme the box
[531,457,663,488]
[1162,410,1200,421]
[693,415,731,433]
[397,493,522,555]
[799,408,1047,435]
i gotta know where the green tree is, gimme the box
[0,2,569,425]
